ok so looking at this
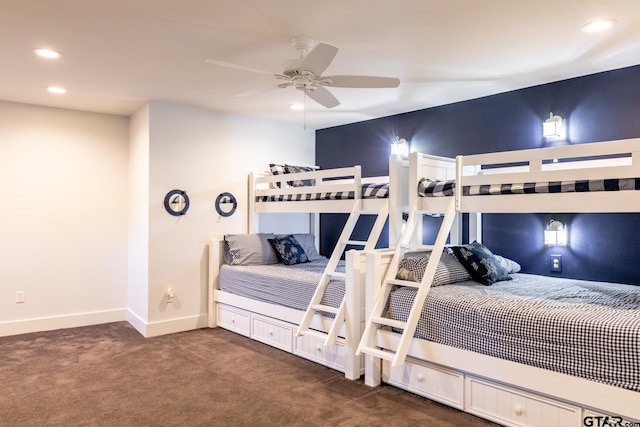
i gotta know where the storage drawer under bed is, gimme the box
[465,376,581,427]
[217,304,251,337]
[383,358,464,409]
[250,314,294,352]
[294,333,347,372]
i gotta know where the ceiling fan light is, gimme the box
[289,103,304,111]
[581,19,616,33]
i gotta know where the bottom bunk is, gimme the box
[208,235,368,379]
[364,250,640,426]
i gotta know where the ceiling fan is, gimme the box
[205,37,400,108]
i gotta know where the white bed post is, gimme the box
[389,154,407,247]
[468,212,482,243]
[344,250,363,380]
[208,238,224,328]
[248,172,257,233]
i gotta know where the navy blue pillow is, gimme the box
[268,235,310,265]
[450,241,511,285]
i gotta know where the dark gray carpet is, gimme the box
[0,322,498,426]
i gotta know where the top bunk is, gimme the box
[412,138,640,214]
[250,156,408,215]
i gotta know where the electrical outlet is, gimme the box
[16,291,25,304]
[550,254,562,273]
[165,287,175,303]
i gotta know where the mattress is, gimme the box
[418,177,640,197]
[386,273,640,392]
[256,182,389,202]
[218,259,344,312]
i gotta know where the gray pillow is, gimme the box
[494,255,521,274]
[396,250,471,286]
[223,233,279,265]
[286,233,322,261]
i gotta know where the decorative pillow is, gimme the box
[396,250,471,286]
[268,235,310,265]
[450,241,512,285]
[494,254,521,274]
[269,163,287,188]
[223,233,279,266]
[284,164,316,187]
[278,233,323,261]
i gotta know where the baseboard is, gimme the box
[126,311,208,338]
[0,308,128,337]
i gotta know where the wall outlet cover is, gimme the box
[550,254,562,273]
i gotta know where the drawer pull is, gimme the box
[416,374,425,382]
[269,329,274,336]
[514,405,525,416]
[231,318,235,323]
[316,346,322,352]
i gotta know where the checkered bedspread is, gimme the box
[418,177,640,197]
[386,273,640,392]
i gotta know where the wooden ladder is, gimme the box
[296,200,389,346]
[357,197,456,367]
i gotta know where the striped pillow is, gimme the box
[396,250,471,286]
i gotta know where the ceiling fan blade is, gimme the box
[298,43,338,76]
[323,75,400,88]
[205,58,275,76]
[306,86,340,108]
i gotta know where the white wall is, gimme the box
[0,101,129,336]
[140,101,315,336]
[126,104,150,332]
[0,99,315,338]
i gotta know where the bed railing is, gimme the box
[456,138,640,213]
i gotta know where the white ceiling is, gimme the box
[2,0,640,130]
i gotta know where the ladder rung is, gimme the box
[328,271,346,279]
[386,279,420,288]
[359,346,395,361]
[298,329,347,345]
[311,304,339,314]
[373,316,406,330]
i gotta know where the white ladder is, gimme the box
[296,200,389,346]
[357,197,456,367]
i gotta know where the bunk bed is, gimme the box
[358,139,640,425]
[209,156,407,380]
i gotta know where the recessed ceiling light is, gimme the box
[289,103,304,111]
[47,86,66,94]
[581,19,617,33]
[33,48,63,59]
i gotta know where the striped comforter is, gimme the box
[256,182,389,202]
[218,259,344,312]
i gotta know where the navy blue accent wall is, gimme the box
[316,65,640,285]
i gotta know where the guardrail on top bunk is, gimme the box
[250,166,390,212]
[455,138,640,213]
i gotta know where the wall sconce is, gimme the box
[544,219,567,245]
[391,136,409,156]
[543,112,563,138]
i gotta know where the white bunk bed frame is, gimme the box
[361,138,640,425]
[208,156,407,380]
